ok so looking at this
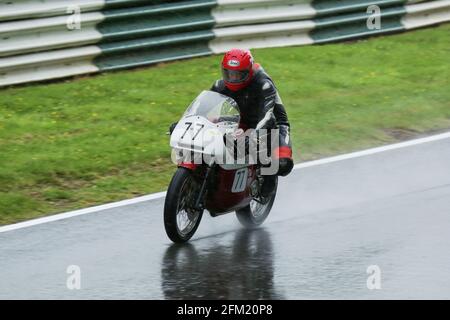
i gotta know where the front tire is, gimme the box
[236,176,278,228]
[164,168,203,243]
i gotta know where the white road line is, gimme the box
[294,131,450,169]
[0,192,166,233]
[1,131,449,234]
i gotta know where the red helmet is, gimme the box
[221,48,254,91]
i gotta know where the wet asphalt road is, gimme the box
[0,137,449,299]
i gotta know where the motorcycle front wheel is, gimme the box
[164,167,203,243]
[236,176,278,228]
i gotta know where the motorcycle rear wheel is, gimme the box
[236,176,278,228]
[164,167,203,243]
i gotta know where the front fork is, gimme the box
[194,165,213,211]
[179,162,213,211]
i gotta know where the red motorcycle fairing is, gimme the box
[205,165,256,216]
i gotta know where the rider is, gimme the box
[169,48,294,197]
[211,48,294,196]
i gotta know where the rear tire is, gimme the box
[236,176,278,228]
[164,168,203,243]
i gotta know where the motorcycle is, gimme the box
[164,90,278,243]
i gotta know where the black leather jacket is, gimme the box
[210,66,292,154]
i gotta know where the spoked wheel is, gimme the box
[164,168,203,243]
[236,176,278,228]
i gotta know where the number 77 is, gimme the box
[181,122,205,140]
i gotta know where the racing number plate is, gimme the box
[231,168,248,193]
[181,121,204,140]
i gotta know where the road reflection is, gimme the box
[161,228,282,299]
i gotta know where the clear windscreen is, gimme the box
[184,91,240,124]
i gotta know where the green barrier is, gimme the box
[103,0,197,9]
[99,1,216,41]
[96,0,216,71]
[96,41,213,70]
[99,30,215,54]
[98,12,215,40]
[312,5,406,42]
[312,0,407,15]
[103,0,216,18]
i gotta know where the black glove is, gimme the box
[168,122,178,135]
[277,158,294,177]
